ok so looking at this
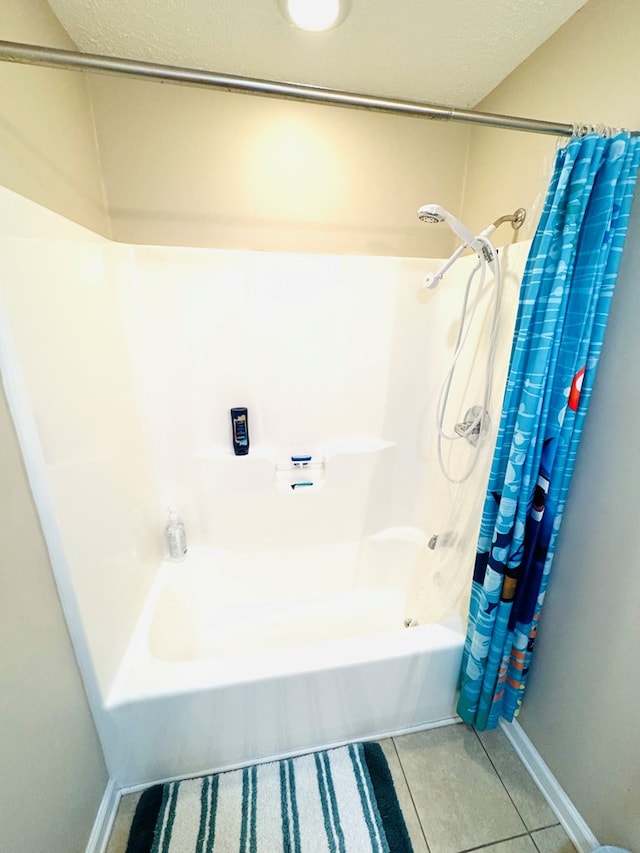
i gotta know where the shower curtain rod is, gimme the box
[0,39,630,138]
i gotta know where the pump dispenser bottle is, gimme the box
[166,507,187,561]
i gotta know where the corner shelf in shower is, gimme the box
[193,438,395,495]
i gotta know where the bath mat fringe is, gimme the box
[126,742,412,852]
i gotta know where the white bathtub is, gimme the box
[105,546,465,788]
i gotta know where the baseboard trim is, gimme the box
[86,778,120,853]
[500,719,600,853]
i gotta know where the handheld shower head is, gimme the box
[417,203,496,289]
[417,205,446,224]
[417,202,524,292]
[417,204,481,251]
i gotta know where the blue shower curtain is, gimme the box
[457,132,640,730]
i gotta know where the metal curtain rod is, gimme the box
[0,39,606,138]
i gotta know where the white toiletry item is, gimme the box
[165,507,187,561]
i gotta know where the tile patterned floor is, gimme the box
[105,724,577,853]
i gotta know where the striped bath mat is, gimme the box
[126,742,412,852]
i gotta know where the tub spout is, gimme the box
[427,532,457,550]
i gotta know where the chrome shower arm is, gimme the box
[492,208,527,230]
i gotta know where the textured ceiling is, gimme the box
[46,0,588,108]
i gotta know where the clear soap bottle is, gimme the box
[166,507,187,561]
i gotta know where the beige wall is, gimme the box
[0,0,109,235]
[520,198,640,849]
[462,0,640,242]
[88,74,470,257]
[0,383,108,852]
[462,1,640,848]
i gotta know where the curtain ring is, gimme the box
[571,123,591,138]
[569,123,630,141]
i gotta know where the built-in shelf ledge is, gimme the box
[322,438,395,457]
[193,438,395,462]
[193,444,274,461]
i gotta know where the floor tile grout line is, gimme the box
[472,734,562,840]
[529,824,568,853]
[472,727,534,834]
[455,829,533,853]
[530,827,550,853]
[530,831,543,853]
[390,736,432,853]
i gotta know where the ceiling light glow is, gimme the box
[285,0,342,32]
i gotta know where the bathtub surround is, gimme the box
[0,185,530,788]
[0,187,161,702]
